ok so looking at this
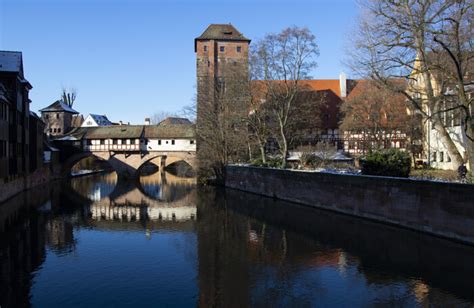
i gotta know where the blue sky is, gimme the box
[1,0,358,124]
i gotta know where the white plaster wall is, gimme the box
[143,138,196,152]
[427,126,466,170]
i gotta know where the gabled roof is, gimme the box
[67,125,144,139]
[158,117,192,126]
[144,124,195,139]
[196,24,250,41]
[64,124,195,140]
[39,100,79,114]
[195,24,250,51]
[84,114,113,126]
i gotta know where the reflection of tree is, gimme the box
[197,188,474,306]
[45,217,76,255]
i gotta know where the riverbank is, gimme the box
[225,165,474,245]
[0,167,58,204]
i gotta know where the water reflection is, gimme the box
[1,174,474,307]
[69,171,197,224]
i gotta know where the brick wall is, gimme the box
[225,165,474,245]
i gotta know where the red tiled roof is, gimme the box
[298,80,341,97]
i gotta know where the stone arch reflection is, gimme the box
[69,171,198,229]
[69,171,118,202]
[138,170,196,202]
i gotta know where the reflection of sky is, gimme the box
[140,183,162,200]
[88,182,115,201]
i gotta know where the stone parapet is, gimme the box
[225,165,474,245]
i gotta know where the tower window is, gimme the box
[220,46,225,52]
[237,46,241,52]
[203,46,207,52]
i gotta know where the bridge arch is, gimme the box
[61,152,111,178]
[137,152,196,176]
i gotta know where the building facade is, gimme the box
[195,24,251,164]
[39,100,79,137]
[409,55,473,170]
[0,51,37,182]
[81,114,113,127]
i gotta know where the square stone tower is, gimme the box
[194,24,250,168]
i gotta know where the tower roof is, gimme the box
[39,100,79,114]
[195,24,250,51]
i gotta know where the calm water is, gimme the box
[1,171,474,307]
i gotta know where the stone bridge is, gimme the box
[53,123,197,179]
[61,150,196,179]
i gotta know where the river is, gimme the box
[1,171,474,307]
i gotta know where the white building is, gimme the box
[81,114,114,127]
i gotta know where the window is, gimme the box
[158,140,161,145]
[190,140,194,144]
[56,113,59,119]
[440,151,444,162]
[100,139,105,145]
[121,139,127,145]
[112,139,118,145]
[447,155,451,162]
[237,46,241,52]
[171,140,175,145]
[220,46,225,52]
[45,114,49,119]
[432,151,437,162]
[203,46,207,52]
[49,128,52,133]
[58,128,61,133]
[166,140,169,144]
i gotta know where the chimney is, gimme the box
[339,72,347,98]
[144,117,151,125]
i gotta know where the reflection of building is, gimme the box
[45,218,76,253]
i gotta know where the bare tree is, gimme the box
[251,26,320,167]
[340,80,416,153]
[61,87,77,107]
[349,0,474,170]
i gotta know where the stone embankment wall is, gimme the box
[0,167,55,203]
[225,166,474,245]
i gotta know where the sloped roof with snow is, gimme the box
[0,51,23,74]
[85,114,113,126]
[39,100,79,114]
[196,24,250,42]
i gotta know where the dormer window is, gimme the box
[223,31,232,35]
[220,46,225,52]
